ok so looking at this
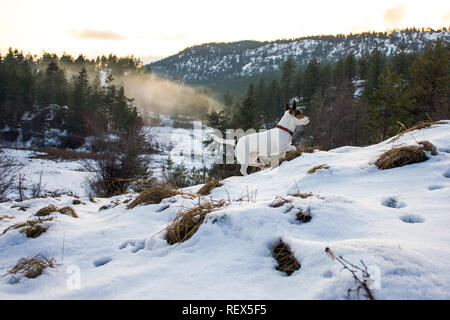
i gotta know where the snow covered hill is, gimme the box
[150,30,450,84]
[0,121,449,299]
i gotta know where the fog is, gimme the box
[114,73,223,120]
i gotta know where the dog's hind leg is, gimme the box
[240,163,248,176]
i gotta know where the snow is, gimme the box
[0,116,216,199]
[1,148,91,198]
[0,121,449,299]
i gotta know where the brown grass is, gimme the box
[165,200,226,245]
[266,145,320,167]
[296,209,312,223]
[35,204,59,217]
[128,185,178,209]
[2,217,54,238]
[307,164,329,174]
[11,204,30,211]
[269,197,290,208]
[272,240,301,276]
[89,196,96,203]
[72,199,81,205]
[197,178,222,196]
[375,146,428,170]
[418,140,438,156]
[389,120,441,143]
[0,215,15,220]
[289,192,313,199]
[59,206,78,218]
[4,253,55,280]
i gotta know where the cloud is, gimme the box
[442,11,450,25]
[69,29,126,40]
[383,5,406,28]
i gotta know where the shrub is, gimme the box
[163,158,208,188]
[0,151,16,202]
[375,146,428,170]
[60,135,85,149]
[272,240,301,276]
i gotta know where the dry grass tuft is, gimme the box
[24,224,48,238]
[58,206,78,218]
[272,240,301,276]
[389,120,441,143]
[307,164,329,174]
[165,200,226,245]
[89,196,96,203]
[11,204,30,211]
[0,215,15,220]
[4,253,55,280]
[375,146,428,170]
[35,204,59,217]
[296,209,312,223]
[128,185,178,209]
[72,199,81,205]
[197,178,222,196]
[418,140,438,156]
[266,145,319,167]
[2,217,54,238]
[269,197,290,208]
[289,192,313,199]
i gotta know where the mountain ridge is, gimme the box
[149,29,449,90]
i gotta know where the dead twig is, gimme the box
[325,247,375,300]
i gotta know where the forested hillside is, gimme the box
[150,28,449,95]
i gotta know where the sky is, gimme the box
[0,0,449,63]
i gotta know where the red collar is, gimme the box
[276,125,294,137]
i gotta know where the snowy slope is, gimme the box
[0,122,449,299]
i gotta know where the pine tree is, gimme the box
[234,84,259,130]
[281,57,297,101]
[366,67,415,141]
[302,58,321,105]
[344,52,357,81]
[68,67,90,135]
[409,40,449,119]
[364,48,386,101]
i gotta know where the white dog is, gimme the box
[207,101,310,176]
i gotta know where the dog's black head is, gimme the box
[285,100,305,120]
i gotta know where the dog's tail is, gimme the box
[206,133,236,151]
[208,133,236,146]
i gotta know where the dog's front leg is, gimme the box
[287,145,297,152]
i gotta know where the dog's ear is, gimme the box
[292,100,297,109]
[285,103,291,111]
